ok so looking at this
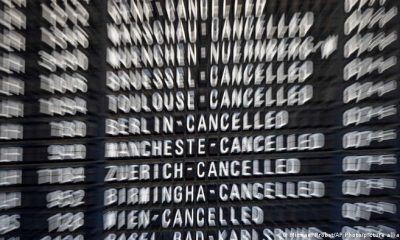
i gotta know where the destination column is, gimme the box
[103,0,199,239]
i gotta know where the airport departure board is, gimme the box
[0,0,399,239]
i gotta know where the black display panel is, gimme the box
[0,0,399,239]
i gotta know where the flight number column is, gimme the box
[34,1,96,239]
